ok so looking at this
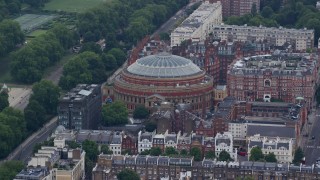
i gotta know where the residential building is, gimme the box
[121,133,137,155]
[227,53,319,108]
[92,154,320,180]
[164,131,179,149]
[215,132,237,161]
[212,25,314,51]
[214,85,228,107]
[210,0,260,17]
[152,134,165,152]
[110,134,122,155]
[170,1,222,47]
[248,135,294,163]
[138,131,156,153]
[58,84,102,130]
[177,132,192,152]
[14,167,51,180]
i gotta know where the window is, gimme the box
[264,79,271,87]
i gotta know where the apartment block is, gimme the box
[211,0,260,17]
[211,25,314,51]
[170,1,222,47]
[58,84,102,130]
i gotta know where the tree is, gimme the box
[80,42,102,54]
[101,144,113,154]
[140,149,150,155]
[218,150,232,161]
[59,51,106,90]
[190,147,202,161]
[180,149,188,156]
[33,138,54,153]
[107,48,126,66]
[205,150,215,159]
[24,100,46,132]
[50,23,75,49]
[249,147,264,161]
[30,80,60,115]
[261,6,274,18]
[150,147,162,156]
[251,3,257,16]
[67,141,81,149]
[82,140,99,162]
[293,147,304,165]
[117,169,140,180]
[0,161,24,180]
[165,147,178,156]
[102,101,128,126]
[0,19,24,56]
[101,53,117,71]
[133,105,149,119]
[145,121,157,132]
[0,91,9,112]
[265,153,277,162]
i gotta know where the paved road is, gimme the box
[152,2,196,37]
[304,108,320,165]
[1,117,58,164]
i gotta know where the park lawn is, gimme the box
[28,29,47,37]
[43,0,109,13]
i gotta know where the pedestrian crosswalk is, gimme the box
[306,145,320,149]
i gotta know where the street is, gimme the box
[2,117,58,164]
[304,108,320,165]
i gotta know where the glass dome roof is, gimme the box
[127,53,201,78]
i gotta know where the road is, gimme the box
[152,2,196,37]
[304,107,320,165]
[2,117,58,164]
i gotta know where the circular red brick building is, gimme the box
[111,53,214,113]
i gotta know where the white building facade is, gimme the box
[170,1,222,47]
[211,24,314,51]
[248,135,294,163]
[110,135,122,155]
[215,132,237,161]
[138,131,155,153]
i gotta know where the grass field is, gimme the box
[15,14,56,32]
[28,29,47,37]
[43,0,109,13]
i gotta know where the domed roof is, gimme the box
[127,53,201,78]
[55,125,66,134]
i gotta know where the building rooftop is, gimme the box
[172,2,221,35]
[14,167,49,180]
[230,53,317,76]
[127,52,202,78]
[60,84,100,102]
[247,125,295,139]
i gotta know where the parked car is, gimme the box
[237,151,247,156]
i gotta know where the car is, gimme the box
[238,151,247,156]
[312,136,315,140]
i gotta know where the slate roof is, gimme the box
[247,125,295,138]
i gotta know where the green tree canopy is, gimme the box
[249,147,264,161]
[101,144,113,154]
[117,169,140,180]
[205,150,215,159]
[0,160,24,180]
[293,147,304,165]
[140,149,150,155]
[150,147,162,156]
[133,105,149,119]
[180,149,188,156]
[261,6,274,18]
[0,91,9,112]
[218,150,233,161]
[101,53,117,71]
[31,80,61,115]
[24,100,46,132]
[190,147,202,161]
[265,153,277,162]
[59,51,106,90]
[82,139,99,162]
[165,147,178,156]
[0,19,24,56]
[107,48,126,66]
[102,101,128,126]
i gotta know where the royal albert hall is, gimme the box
[107,53,214,113]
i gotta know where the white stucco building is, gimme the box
[138,130,156,153]
[110,134,122,155]
[215,132,237,161]
[170,1,222,47]
[164,130,179,148]
[211,24,314,51]
[248,134,294,163]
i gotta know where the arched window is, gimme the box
[264,79,271,87]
